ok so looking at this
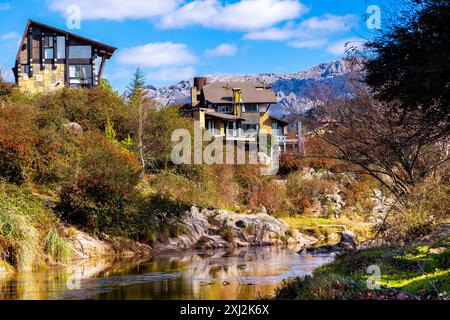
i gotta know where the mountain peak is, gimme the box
[145,57,364,115]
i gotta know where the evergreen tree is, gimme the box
[127,68,149,176]
[365,0,450,137]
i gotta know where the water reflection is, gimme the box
[0,245,332,300]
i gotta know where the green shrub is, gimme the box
[59,131,141,234]
[0,180,53,269]
[43,228,73,263]
[34,88,131,140]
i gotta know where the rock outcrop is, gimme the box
[64,227,152,260]
[302,230,358,254]
[153,206,317,251]
[61,207,318,261]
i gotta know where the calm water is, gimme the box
[0,245,332,300]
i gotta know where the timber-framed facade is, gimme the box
[13,20,116,93]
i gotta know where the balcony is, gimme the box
[225,129,257,142]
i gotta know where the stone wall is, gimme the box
[18,63,65,94]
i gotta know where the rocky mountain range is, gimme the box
[144,57,364,117]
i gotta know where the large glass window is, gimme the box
[69,65,92,86]
[69,46,92,59]
[57,37,65,59]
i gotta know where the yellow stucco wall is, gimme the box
[18,64,65,94]
[259,112,273,135]
[259,112,287,135]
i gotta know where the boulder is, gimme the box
[62,122,83,135]
[290,229,318,247]
[303,230,358,254]
[338,230,358,249]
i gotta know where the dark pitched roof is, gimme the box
[205,111,245,121]
[16,19,117,61]
[202,81,278,104]
[269,115,290,125]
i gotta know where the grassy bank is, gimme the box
[274,232,449,299]
[0,180,73,270]
[282,215,374,240]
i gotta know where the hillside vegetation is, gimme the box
[0,75,386,270]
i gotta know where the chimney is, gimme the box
[232,87,241,117]
[194,77,207,92]
[192,77,207,107]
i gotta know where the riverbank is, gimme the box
[274,224,449,300]
[0,245,333,300]
[0,204,323,274]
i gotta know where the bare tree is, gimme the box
[309,90,449,200]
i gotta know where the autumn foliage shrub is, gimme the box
[0,103,36,183]
[247,179,286,215]
[286,172,336,215]
[302,135,356,172]
[279,151,303,175]
[383,180,450,241]
[59,131,141,233]
[35,87,131,140]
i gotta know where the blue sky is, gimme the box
[0,0,379,92]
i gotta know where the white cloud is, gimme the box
[244,13,357,44]
[327,38,365,56]
[116,42,196,68]
[0,32,20,41]
[147,66,196,82]
[47,0,181,20]
[205,43,237,57]
[243,27,294,41]
[0,3,11,10]
[160,0,307,31]
[299,14,356,35]
[288,39,327,48]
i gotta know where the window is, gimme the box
[44,36,53,48]
[69,65,92,86]
[44,48,54,59]
[21,65,30,74]
[69,46,92,59]
[57,36,65,59]
[242,104,258,112]
[43,36,54,59]
[243,124,259,131]
[217,105,233,113]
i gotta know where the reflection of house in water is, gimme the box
[13,20,116,93]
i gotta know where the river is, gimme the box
[0,245,332,300]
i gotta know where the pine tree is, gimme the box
[127,68,149,176]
